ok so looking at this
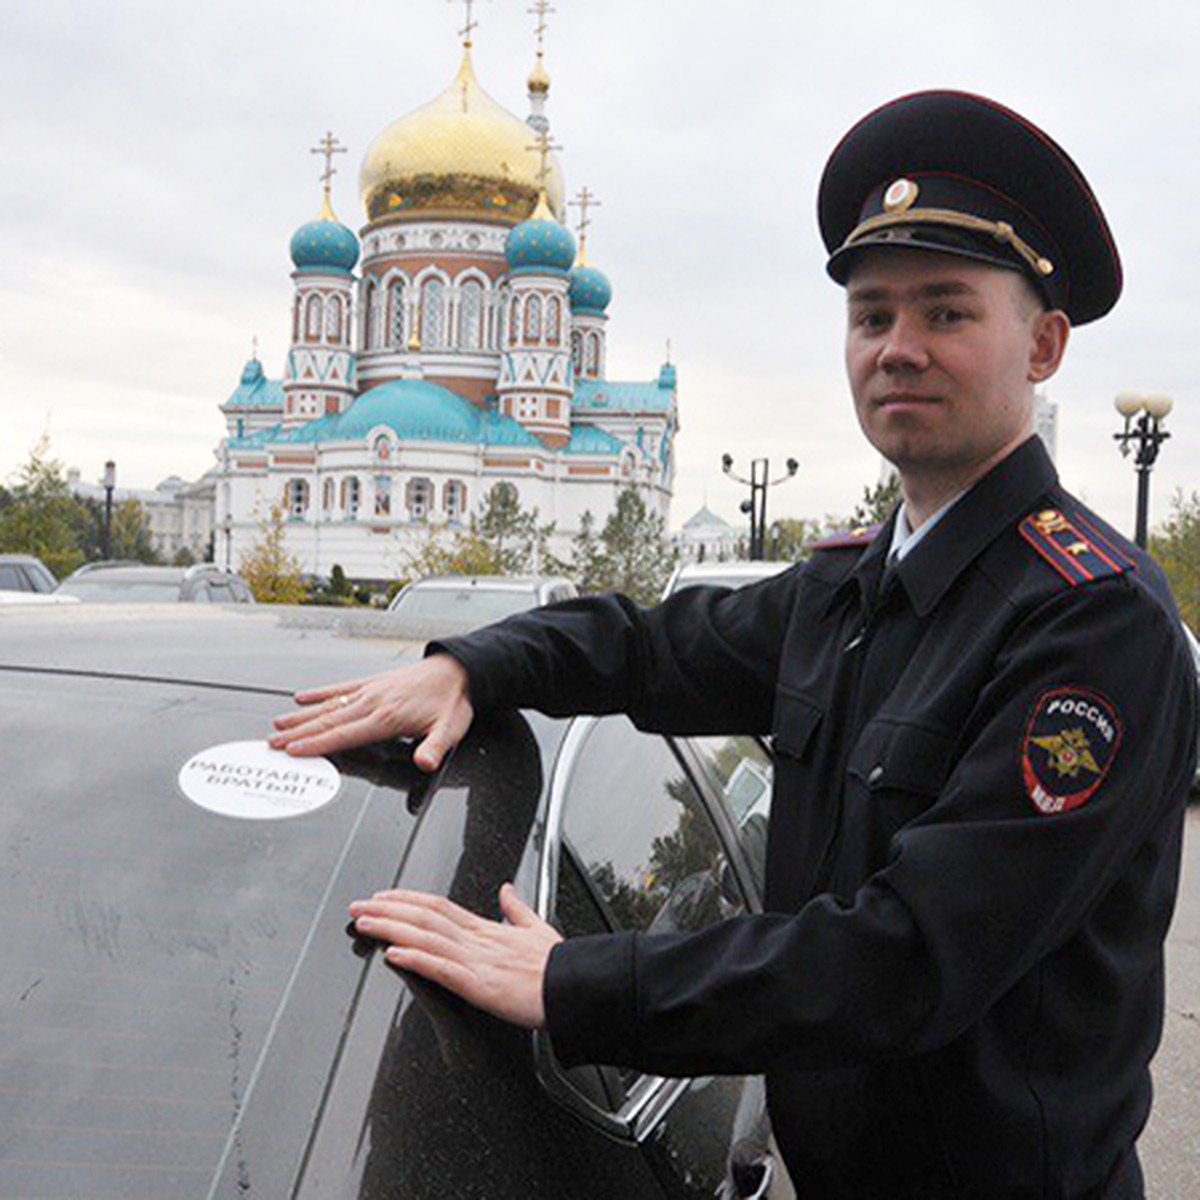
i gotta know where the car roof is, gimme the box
[0,604,429,693]
[405,575,569,592]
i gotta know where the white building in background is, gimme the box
[674,505,740,564]
[67,469,216,562]
[213,18,677,582]
[1034,390,1058,461]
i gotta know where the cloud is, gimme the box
[3,0,1196,537]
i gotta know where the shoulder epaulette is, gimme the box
[1018,507,1134,587]
[811,524,881,552]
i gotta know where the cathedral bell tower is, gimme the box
[282,133,360,429]
[497,134,576,448]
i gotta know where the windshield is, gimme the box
[0,672,389,1197]
[392,586,539,623]
[57,579,182,602]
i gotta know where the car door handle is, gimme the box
[731,1150,774,1199]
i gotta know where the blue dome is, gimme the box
[240,357,265,386]
[505,216,576,275]
[335,381,482,442]
[568,264,613,314]
[290,216,360,274]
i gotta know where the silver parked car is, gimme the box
[388,574,577,631]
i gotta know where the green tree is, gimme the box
[1150,489,1200,632]
[0,435,88,578]
[583,486,676,605]
[850,470,902,528]
[403,484,563,582]
[238,503,307,604]
[769,517,823,562]
[570,510,607,593]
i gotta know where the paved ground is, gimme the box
[1140,802,1200,1196]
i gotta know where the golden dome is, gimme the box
[528,56,550,95]
[359,49,565,227]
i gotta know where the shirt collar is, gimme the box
[888,491,964,563]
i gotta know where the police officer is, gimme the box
[272,92,1198,1198]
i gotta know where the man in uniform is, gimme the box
[271,92,1197,1197]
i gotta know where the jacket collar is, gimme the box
[892,436,1058,616]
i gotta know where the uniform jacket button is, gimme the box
[867,764,885,784]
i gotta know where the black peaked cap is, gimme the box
[818,90,1121,325]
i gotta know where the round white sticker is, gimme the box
[178,740,342,821]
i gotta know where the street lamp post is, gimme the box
[1113,392,1173,549]
[102,460,117,560]
[721,454,799,560]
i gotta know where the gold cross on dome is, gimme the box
[451,0,479,48]
[569,186,601,239]
[310,131,347,210]
[528,0,555,53]
[527,128,563,196]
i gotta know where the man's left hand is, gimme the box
[350,883,562,1029]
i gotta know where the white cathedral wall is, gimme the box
[218,457,671,583]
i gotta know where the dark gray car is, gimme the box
[0,605,784,1198]
[56,563,255,603]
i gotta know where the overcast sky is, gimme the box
[2,0,1196,538]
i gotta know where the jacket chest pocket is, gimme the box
[842,721,957,874]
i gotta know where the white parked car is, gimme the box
[388,575,578,634]
[663,561,791,598]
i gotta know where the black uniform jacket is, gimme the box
[435,439,1198,1199]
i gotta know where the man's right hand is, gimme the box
[269,653,474,771]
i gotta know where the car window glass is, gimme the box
[207,582,234,604]
[689,735,773,896]
[558,716,746,937]
[192,581,212,602]
[0,565,23,590]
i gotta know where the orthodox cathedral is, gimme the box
[214,10,678,581]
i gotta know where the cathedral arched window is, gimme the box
[443,480,467,521]
[292,297,301,342]
[585,331,601,377]
[570,329,583,374]
[389,280,406,348]
[406,477,433,522]
[326,295,344,344]
[285,478,309,519]
[508,296,521,346]
[545,296,562,346]
[420,278,446,349]
[362,280,377,350]
[374,476,391,517]
[304,295,323,342]
[524,294,542,343]
[340,476,361,518]
[322,477,335,512]
[458,280,484,350]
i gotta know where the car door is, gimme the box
[535,715,779,1198]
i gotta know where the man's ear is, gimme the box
[1028,310,1070,384]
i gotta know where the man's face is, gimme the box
[844,249,1053,483]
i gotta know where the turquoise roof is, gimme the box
[222,359,284,410]
[290,216,360,275]
[568,264,613,314]
[573,377,676,415]
[564,423,626,455]
[505,217,576,274]
[230,380,544,450]
[224,378,635,459]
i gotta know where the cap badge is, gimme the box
[883,178,919,214]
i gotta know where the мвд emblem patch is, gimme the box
[1021,687,1122,814]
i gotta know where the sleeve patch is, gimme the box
[1018,508,1132,587]
[1021,687,1123,814]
